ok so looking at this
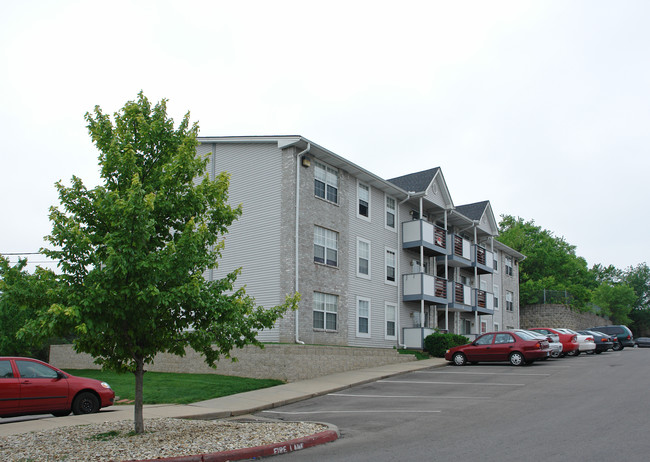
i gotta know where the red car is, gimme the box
[0,357,115,418]
[529,328,579,357]
[445,331,551,366]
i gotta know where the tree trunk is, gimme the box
[134,356,145,434]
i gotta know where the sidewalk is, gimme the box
[0,358,447,459]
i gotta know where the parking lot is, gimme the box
[260,349,650,462]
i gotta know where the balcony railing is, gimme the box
[402,273,450,304]
[402,220,448,256]
[447,234,472,268]
[472,289,494,314]
[473,245,494,274]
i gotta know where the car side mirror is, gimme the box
[56,371,66,380]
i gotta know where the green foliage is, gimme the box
[26,92,298,432]
[623,263,650,311]
[0,257,64,359]
[592,282,636,325]
[424,333,470,357]
[498,215,597,308]
[397,349,430,360]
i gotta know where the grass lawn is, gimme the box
[65,369,284,405]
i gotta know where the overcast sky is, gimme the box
[1,0,648,272]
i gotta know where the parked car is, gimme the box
[445,331,551,366]
[0,357,115,418]
[579,330,614,354]
[529,328,579,357]
[635,337,650,348]
[512,329,563,358]
[556,329,596,355]
[588,325,635,350]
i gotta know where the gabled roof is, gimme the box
[455,201,490,221]
[387,168,441,193]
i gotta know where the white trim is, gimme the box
[493,284,500,311]
[356,296,371,338]
[356,237,371,279]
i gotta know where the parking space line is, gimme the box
[262,410,442,415]
[378,380,525,386]
[416,371,551,377]
[329,393,491,399]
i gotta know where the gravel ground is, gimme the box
[0,418,327,461]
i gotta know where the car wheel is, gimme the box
[509,352,525,366]
[550,350,561,358]
[72,392,100,415]
[51,410,71,417]
[612,343,623,351]
[452,352,467,366]
[567,349,579,356]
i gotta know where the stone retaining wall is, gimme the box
[520,304,611,330]
[49,344,416,382]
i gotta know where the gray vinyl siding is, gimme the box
[347,179,401,348]
[206,142,285,342]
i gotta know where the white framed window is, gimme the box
[494,322,500,332]
[385,248,397,284]
[481,321,488,334]
[357,238,371,279]
[385,303,397,340]
[505,256,513,276]
[357,181,370,220]
[357,297,371,337]
[506,291,514,311]
[493,284,500,310]
[314,161,338,204]
[314,226,338,267]
[313,292,338,331]
[493,250,499,273]
[385,195,396,230]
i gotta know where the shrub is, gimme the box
[424,333,470,357]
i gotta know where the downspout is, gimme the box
[396,192,413,348]
[294,143,310,345]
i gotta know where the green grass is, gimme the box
[65,369,284,405]
[397,349,430,360]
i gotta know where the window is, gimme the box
[357,297,371,337]
[314,161,338,204]
[385,248,396,283]
[16,360,58,379]
[494,322,500,332]
[385,196,396,230]
[314,226,338,267]
[313,292,338,330]
[357,238,371,278]
[506,291,514,311]
[493,250,499,272]
[0,361,13,378]
[505,256,513,276]
[476,334,494,345]
[481,321,488,334]
[493,284,500,310]
[358,182,370,219]
[385,303,397,339]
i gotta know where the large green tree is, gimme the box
[0,257,61,359]
[591,282,636,325]
[497,215,597,308]
[29,93,298,433]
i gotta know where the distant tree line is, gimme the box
[498,215,649,334]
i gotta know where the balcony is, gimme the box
[472,289,494,315]
[402,220,449,257]
[447,234,472,268]
[447,282,472,311]
[473,245,494,274]
[402,273,450,304]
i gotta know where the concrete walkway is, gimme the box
[0,358,447,437]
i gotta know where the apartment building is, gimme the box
[197,135,523,349]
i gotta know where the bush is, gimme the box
[424,333,470,357]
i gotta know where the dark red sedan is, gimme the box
[529,328,579,357]
[0,357,115,418]
[445,331,551,366]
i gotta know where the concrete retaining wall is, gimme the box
[49,344,416,382]
[520,304,611,330]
